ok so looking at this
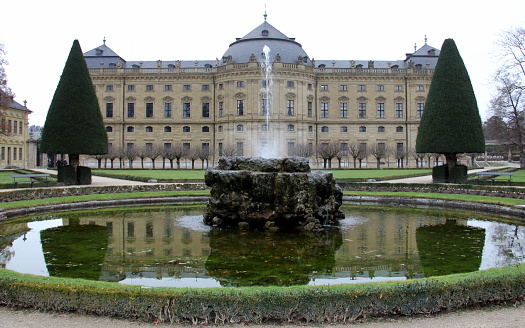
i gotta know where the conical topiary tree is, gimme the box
[41,40,107,184]
[416,38,485,182]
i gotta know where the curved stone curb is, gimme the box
[343,195,525,217]
[0,196,209,220]
[3,195,525,221]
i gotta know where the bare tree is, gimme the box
[187,147,200,169]
[136,145,148,169]
[198,145,212,169]
[107,145,120,169]
[220,144,237,157]
[123,145,139,168]
[0,44,14,136]
[292,142,314,158]
[490,26,525,167]
[369,143,390,168]
[90,154,106,169]
[146,144,164,169]
[394,146,406,168]
[316,142,340,169]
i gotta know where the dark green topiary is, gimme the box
[40,40,107,167]
[416,39,484,180]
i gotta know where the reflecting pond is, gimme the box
[1,205,524,288]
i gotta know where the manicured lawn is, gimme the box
[92,168,433,181]
[92,169,206,180]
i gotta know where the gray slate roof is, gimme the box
[83,21,440,69]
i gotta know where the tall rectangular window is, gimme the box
[237,100,244,116]
[417,103,424,117]
[308,101,313,117]
[377,103,385,118]
[341,143,348,156]
[1,147,4,160]
[183,143,191,153]
[164,103,172,118]
[127,222,135,238]
[395,103,403,118]
[13,121,17,134]
[13,147,16,160]
[219,101,224,117]
[358,103,366,118]
[261,99,268,115]
[236,142,244,156]
[146,103,154,118]
[183,103,191,118]
[19,148,22,161]
[106,103,113,118]
[127,103,135,118]
[218,143,223,157]
[340,102,348,118]
[19,123,22,134]
[287,142,295,156]
[287,100,294,116]
[202,103,210,117]
[321,102,329,118]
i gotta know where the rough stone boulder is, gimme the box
[204,157,344,231]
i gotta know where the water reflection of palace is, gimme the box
[67,207,479,283]
[335,208,475,280]
[71,208,211,282]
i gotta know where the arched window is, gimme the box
[237,124,244,131]
[378,126,385,132]
[287,124,294,131]
[218,125,223,132]
[146,126,153,132]
[126,126,134,133]
[359,126,367,132]
[183,126,190,132]
[321,126,329,132]
[105,126,113,132]
[396,126,404,132]
[340,126,348,132]
[164,126,172,132]
[202,126,210,132]
[262,124,268,131]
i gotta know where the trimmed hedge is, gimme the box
[0,265,524,324]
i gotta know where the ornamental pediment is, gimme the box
[375,96,387,102]
[144,96,155,102]
[319,96,330,102]
[234,92,246,99]
[357,96,368,101]
[394,96,405,101]
[181,96,192,102]
[285,92,296,100]
[163,96,174,102]
[415,96,426,101]
[201,96,212,102]
[104,96,115,101]
[126,96,136,102]
[338,96,349,102]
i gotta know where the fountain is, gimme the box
[259,45,275,158]
[204,156,344,231]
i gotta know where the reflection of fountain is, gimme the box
[204,157,344,231]
[206,228,342,287]
[259,45,275,158]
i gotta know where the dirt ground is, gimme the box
[1,304,524,328]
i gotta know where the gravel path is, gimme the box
[1,304,524,328]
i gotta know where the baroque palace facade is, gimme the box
[84,18,439,167]
[0,96,32,168]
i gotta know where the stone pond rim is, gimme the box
[204,157,345,231]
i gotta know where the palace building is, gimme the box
[83,17,439,167]
[0,96,31,168]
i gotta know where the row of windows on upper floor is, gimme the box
[101,83,426,93]
[1,118,24,135]
[105,101,425,119]
[0,146,24,162]
[106,125,406,134]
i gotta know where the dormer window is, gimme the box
[167,64,175,68]
[262,29,269,36]
[415,64,423,69]
[428,49,436,55]
[318,64,326,68]
[132,64,140,68]
[204,64,213,68]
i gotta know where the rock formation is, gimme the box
[204,157,344,231]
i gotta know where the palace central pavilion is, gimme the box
[84,18,439,167]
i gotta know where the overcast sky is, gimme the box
[2,0,525,126]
